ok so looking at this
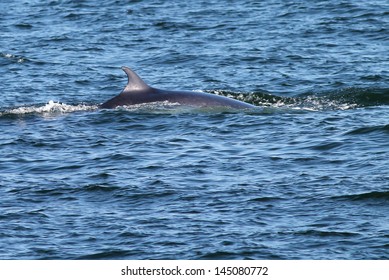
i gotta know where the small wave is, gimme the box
[211,90,357,111]
[76,250,130,260]
[212,87,389,111]
[1,100,98,117]
[1,52,48,66]
[345,124,389,135]
[296,229,360,237]
[1,52,28,64]
[82,184,121,193]
[311,87,389,108]
[333,190,389,201]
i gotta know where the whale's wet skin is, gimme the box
[101,67,255,110]
[1,0,389,259]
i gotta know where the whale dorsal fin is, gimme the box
[121,66,151,92]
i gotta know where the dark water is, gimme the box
[1,0,389,259]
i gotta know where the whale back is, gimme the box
[101,66,255,109]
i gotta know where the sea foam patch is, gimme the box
[1,100,98,116]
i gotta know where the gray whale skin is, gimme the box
[100,67,255,109]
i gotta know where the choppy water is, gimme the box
[1,0,389,259]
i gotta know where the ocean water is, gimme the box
[1,0,389,259]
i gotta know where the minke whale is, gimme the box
[100,67,255,109]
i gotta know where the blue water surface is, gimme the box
[1,0,389,259]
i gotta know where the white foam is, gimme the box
[3,100,98,116]
[1,52,25,63]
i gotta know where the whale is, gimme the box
[100,67,255,109]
